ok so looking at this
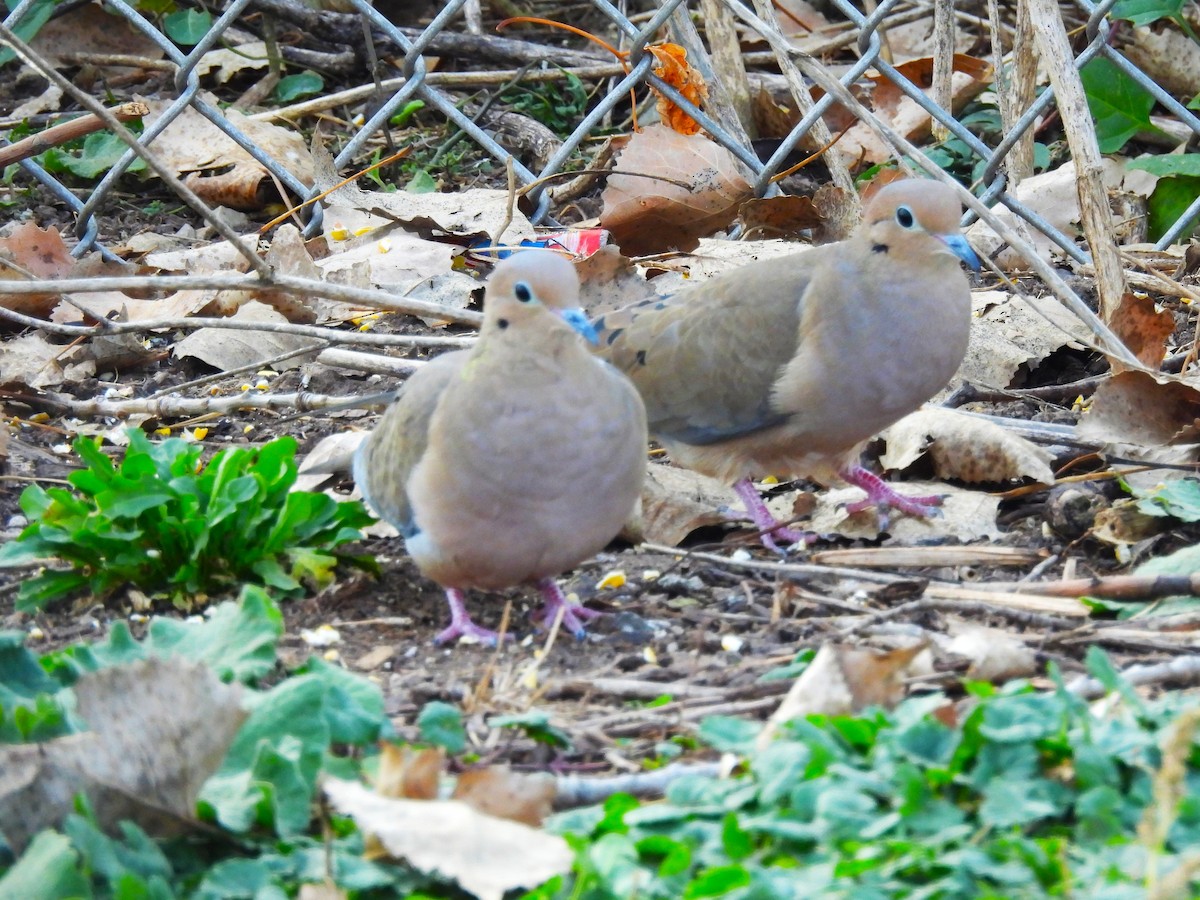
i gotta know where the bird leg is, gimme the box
[732,478,815,553]
[840,463,945,531]
[434,588,505,645]
[532,578,600,638]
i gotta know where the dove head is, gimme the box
[863,179,981,272]
[483,250,597,343]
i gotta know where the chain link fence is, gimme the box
[1,0,1198,267]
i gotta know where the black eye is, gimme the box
[895,205,916,229]
[513,281,533,303]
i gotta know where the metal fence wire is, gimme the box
[2,0,1199,262]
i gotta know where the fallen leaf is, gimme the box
[806,482,1002,542]
[601,125,752,256]
[0,222,74,319]
[575,245,653,319]
[880,408,1056,485]
[944,622,1037,682]
[645,43,709,135]
[173,300,322,371]
[374,744,444,801]
[194,41,271,84]
[965,159,1146,267]
[141,95,314,209]
[451,766,557,826]
[0,332,72,389]
[628,463,735,546]
[947,289,1093,395]
[1107,291,1175,370]
[1076,371,1200,491]
[323,777,572,900]
[758,642,926,747]
[0,658,246,854]
[737,195,823,240]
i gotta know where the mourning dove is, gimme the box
[593,179,980,550]
[354,250,648,644]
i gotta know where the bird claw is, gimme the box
[435,588,510,645]
[533,578,599,639]
[433,620,508,646]
[840,465,946,531]
[730,478,815,553]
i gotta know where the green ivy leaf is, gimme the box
[1080,57,1157,153]
[163,8,211,46]
[1110,0,1187,26]
[275,71,325,102]
[418,700,467,753]
[0,830,91,899]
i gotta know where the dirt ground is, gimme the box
[5,321,1198,770]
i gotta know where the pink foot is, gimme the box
[732,478,815,553]
[840,464,944,530]
[531,578,600,638]
[434,588,506,645]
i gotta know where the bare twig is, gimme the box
[0,102,149,167]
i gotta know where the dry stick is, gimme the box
[0,24,267,277]
[314,348,424,376]
[0,102,149,167]
[0,272,483,326]
[697,0,754,135]
[836,597,1085,638]
[724,2,1140,370]
[750,0,856,197]
[1027,0,1126,323]
[0,389,385,419]
[930,0,955,142]
[1066,655,1200,699]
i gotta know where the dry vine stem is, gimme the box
[0,102,149,167]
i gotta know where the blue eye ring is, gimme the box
[514,281,534,302]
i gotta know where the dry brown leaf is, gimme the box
[601,125,752,256]
[738,195,823,240]
[1092,499,1171,546]
[808,482,1002,542]
[194,41,271,84]
[0,222,75,319]
[809,56,991,165]
[947,290,1092,396]
[31,3,164,68]
[759,642,926,747]
[0,658,246,853]
[172,300,321,371]
[645,238,805,294]
[773,0,832,38]
[1076,371,1200,490]
[944,622,1037,682]
[1107,291,1175,370]
[645,43,709,135]
[141,96,314,210]
[373,744,444,801]
[451,766,557,827]
[880,408,1056,485]
[1079,371,1200,447]
[626,463,736,546]
[1123,18,1200,99]
[323,777,572,900]
[575,245,653,319]
[0,332,73,389]
[965,160,1152,267]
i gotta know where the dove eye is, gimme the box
[895,205,916,229]
[513,281,534,303]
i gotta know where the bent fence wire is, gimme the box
[0,0,1198,264]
